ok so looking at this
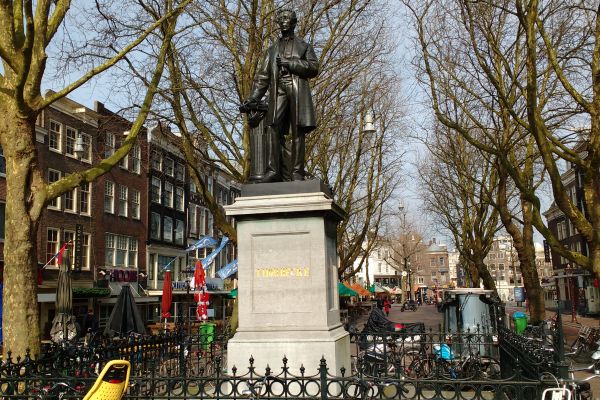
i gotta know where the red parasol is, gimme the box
[161,271,173,326]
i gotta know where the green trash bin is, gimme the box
[513,312,528,334]
[199,323,216,349]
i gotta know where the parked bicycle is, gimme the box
[400,302,417,312]
[241,375,284,399]
[32,381,83,400]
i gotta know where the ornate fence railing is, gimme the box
[0,326,554,399]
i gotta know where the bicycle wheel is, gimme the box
[399,351,433,379]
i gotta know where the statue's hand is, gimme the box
[239,99,257,113]
[276,56,291,68]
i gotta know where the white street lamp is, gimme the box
[74,134,86,159]
[364,112,375,134]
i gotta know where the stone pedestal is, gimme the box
[224,181,351,376]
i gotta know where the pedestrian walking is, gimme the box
[383,297,391,317]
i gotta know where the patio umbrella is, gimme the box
[338,282,358,297]
[350,283,371,297]
[161,271,172,330]
[104,285,146,337]
[50,247,77,342]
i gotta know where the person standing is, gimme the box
[84,308,99,334]
[383,297,391,317]
[240,8,319,182]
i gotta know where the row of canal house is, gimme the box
[544,141,600,316]
[0,95,239,339]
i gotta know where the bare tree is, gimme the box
[384,210,427,303]
[403,0,583,321]
[0,0,189,357]
[149,0,404,263]
[418,123,502,290]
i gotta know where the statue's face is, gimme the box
[277,11,296,33]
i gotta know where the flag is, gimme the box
[216,259,238,279]
[201,236,229,268]
[186,235,218,252]
[50,241,71,265]
[160,256,178,272]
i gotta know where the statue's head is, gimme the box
[276,8,297,33]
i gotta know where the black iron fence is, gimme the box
[350,324,503,380]
[0,326,558,399]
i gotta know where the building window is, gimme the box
[430,258,436,267]
[105,233,114,265]
[79,183,90,215]
[0,203,5,239]
[49,121,62,152]
[104,181,114,213]
[48,169,61,209]
[199,208,206,235]
[164,182,173,207]
[129,238,138,268]
[190,182,196,193]
[189,205,197,235]
[151,176,161,203]
[119,153,128,170]
[65,126,77,157]
[132,144,141,173]
[158,255,173,280]
[80,133,92,162]
[175,219,184,245]
[105,233,137,268]
[175,187,184,211]
[164,158,174,176]
[151,212,161,239]
[47,228,60,267]
[131,189,140,219]
[64,188,76,212]
[175,163,185,181]
[105,132,115,158]
[439,257,444,266]
[207,212,213,236]
[151,150,161,171]
[63,230,75,267]
[116,235,128,266]
[118,185,128,216]
[0,147,5,175]
[164,216,173,242]
[418,277,424,284]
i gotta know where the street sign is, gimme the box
[514,287,526,302]
[74,224,83,271]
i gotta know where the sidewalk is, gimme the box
[506,305,600,328]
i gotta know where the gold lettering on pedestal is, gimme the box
[255,267,310,278]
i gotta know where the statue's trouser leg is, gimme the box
[271,80,295,181]
[262,126,283,181]
[291,129,306,180]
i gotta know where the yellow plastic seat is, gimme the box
[83,360,131,400]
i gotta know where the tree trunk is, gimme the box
[0,112,43,358]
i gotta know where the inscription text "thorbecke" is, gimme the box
[255,267,310,278]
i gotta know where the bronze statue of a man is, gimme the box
[240,8,319,182]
